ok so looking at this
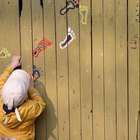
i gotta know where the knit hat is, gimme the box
[1,69,30,121]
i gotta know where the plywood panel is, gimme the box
[104,0,116,139]
[116,0,128,140]
[92,0,104,140]
[20,0,33,73]
[67,0,81,139]
[55,0,69,139]
[43,0,58,139]
[0,0,20,72]
[31,0,47,139]
[79,0,92,140]
[1,1,140,140]
[128,0,140,139]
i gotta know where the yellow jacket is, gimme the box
[0,66,46,140]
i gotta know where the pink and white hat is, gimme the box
[1,69,30,121]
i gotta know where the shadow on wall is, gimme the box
[34,81,57,140]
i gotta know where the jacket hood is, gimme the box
[0,99,29,129]
[1,69,30,110]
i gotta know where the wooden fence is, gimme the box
[0,0,140,140]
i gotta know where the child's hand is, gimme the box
[29,75,35,90]
[10,55,21,69]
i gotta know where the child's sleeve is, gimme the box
[28,88,46,118]
[0,66,14,91]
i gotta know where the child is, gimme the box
[0,55,46,140]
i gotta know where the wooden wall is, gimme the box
[0,0,139,140]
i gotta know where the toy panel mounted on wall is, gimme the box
[33,37,52,58]
[0,48,11,58]
[60,27,76,49]
[60,0,79,15]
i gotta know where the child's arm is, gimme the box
[0,66,14,91]
[28,75,46,118]
[28,88,46,118]
[0,55,21,92]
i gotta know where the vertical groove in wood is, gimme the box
[67,0,81,139]
[43,0,58,139]
[103,0,105,139]
[103,0,116,140]
[31,0,47,139]
[116,0,128,140]
[79,0,92,140]
[128,0,140,140]
[55,0,69,139]
[92,0,104,139]
[20,0,33,73]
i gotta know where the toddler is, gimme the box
[0,55,46,140]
